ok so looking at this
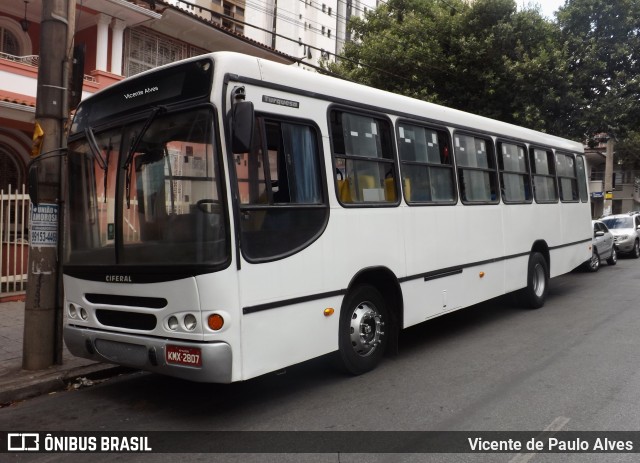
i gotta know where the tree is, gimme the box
[556,0,640,140]
[324,0,574,134]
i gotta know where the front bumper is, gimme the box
[613,237,635,253]
[64,325,232,383]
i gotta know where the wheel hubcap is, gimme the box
[349,302,384,357]
[532,263,546,297]
[590,252,599,270]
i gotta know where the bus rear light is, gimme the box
[208,314,224,331]
[168,316,179,331]
[184,313,198,331]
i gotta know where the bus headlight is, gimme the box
[184,313,198,331]
[167,316,179,331]
[68,304,77,319]
[79,307,88,320]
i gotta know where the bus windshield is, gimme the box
[65,107,228,267]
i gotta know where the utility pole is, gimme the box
[603,136,615,217]
[23,0,75,370]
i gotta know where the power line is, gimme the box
[161,0,421,83]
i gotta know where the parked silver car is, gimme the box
[585,220,617,272]
[600,213,640,258]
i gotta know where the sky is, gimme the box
[520,0,566,19]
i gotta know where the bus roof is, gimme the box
[83,51,584,153]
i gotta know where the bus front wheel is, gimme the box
[338,285,388,375]
[519,252,549,309]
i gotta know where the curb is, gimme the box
[0,293,26,303]
[0,364,133,406]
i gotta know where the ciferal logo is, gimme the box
[106,275,132,283]
[8,433,39,451]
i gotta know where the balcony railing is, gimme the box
[0,52,39,67]
[0,52,97,83]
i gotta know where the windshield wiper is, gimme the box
[123,106,167,208]
[85,127,107,170]
[85,127,110,203]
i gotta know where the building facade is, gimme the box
[189,0,378,67]
[584,139,640,218]
[0,0,293,194]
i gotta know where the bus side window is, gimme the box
[397,122,455,204]
[556,152,579,202]
[234,116,328,261]
[330,110,397,204]
[575,155,589,202]
[497,142,531,204]
[530,148,558,203]
[454,133,498,204]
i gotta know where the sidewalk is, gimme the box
[0,298,125,405]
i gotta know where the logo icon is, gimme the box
[7,433,39,451]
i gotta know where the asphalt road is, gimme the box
[3,256,640,462]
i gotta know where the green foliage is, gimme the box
[616,131,640,170]
[324,0,574,134]
[557,0,640,140]
[323,0,640,161]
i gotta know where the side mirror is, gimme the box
[28,162,39,205]
[27,149,67,205]
[595,231,605,237]
[231,101,254,154]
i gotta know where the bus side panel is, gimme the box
[401,202,505,324]
[456,260,505,310]
[558,202,592,275]
[401,273,464,328]
[195,270,244,382]
[550,243,591,278]
[502,203,552,293]
[238,209,405,380]
[240,296,342,380]
[503,255,530,294]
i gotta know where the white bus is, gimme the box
[35,52,592,382]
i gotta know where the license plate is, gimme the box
[166,345,202,367]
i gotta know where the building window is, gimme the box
[0,17,32,56]
[124,28,206,77]
[0,27,19,55]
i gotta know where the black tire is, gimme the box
[337,285,389,375]
[632,240,640,259]
[586,248,600,272]
[518,252,549,309]
[606,247,617,265]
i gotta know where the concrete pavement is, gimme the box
[0,298,126,405]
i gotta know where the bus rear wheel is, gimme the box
[338,285,388,375]
[518,252,549,309]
